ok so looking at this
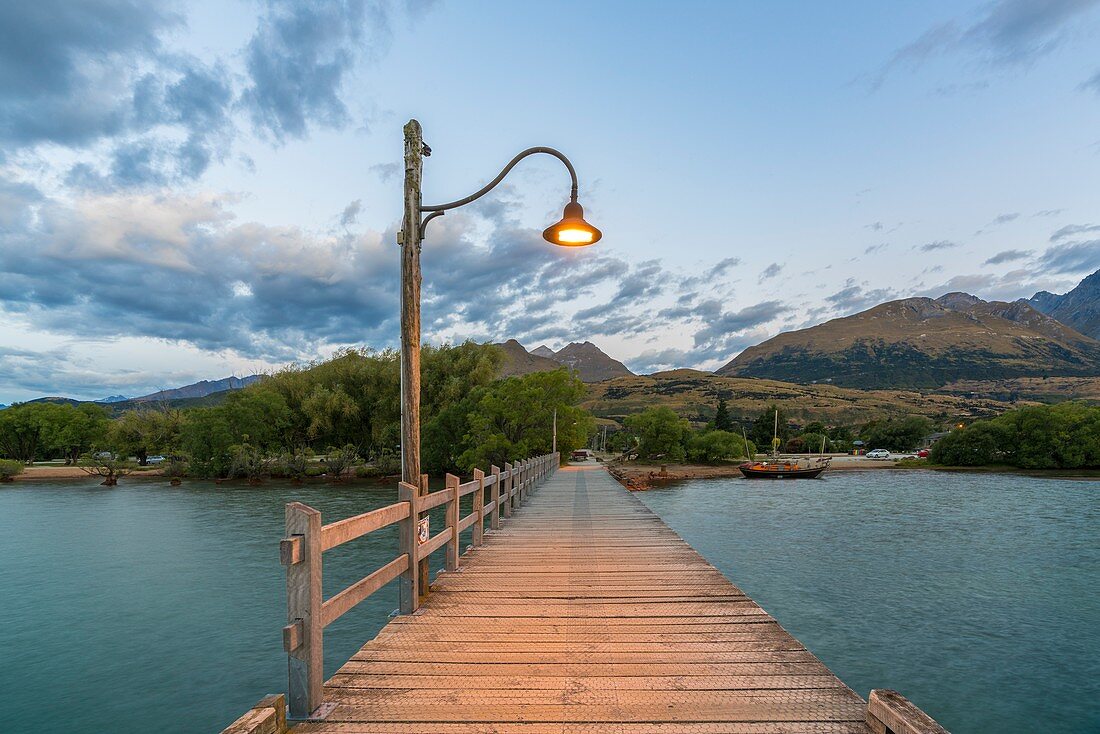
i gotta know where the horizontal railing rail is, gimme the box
[866,689,950,734]
[278,451,559,719]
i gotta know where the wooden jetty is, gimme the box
[224,457,948,734]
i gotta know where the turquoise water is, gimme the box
[635,471,1100,734]
[0,478,469,733]
[0,471,1096,732]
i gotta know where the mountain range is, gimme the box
[5,375,262,412]
[10,269,1100,412]
[1027,270,1100,341]
[719,292,1100,389]
[132,376,262,402]
[496,340,634,382]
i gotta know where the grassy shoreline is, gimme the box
[607,458,1100,489]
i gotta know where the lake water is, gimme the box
[635,471,1100,734]
[0,471,1097,732]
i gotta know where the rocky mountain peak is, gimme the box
[530,345,556,358]
[1026,267,1100,341]
[935,292,985,310]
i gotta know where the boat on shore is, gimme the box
[739,409,830,479]
[738,459,829,479]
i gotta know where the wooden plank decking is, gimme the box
[293,464,871,734]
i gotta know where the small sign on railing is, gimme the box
[417,517,429,543]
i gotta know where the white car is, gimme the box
[866,449,891,460]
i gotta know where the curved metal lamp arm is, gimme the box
[419,147,578,236]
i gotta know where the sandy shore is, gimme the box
[606,455,921,490]
[11,465,164,481]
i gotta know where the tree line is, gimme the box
[605,400,940,462]
[0,343,594,480]
[930,402,1100,469]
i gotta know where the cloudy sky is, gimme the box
[2,0,1100,403]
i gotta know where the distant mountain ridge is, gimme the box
[494,340,634,382]
[133,375,261,402]
[718,292,1100,389]
[1027,270,1100,341]
[7,375,261,410]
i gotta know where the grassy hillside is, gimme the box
[938,376,1100,404]
[582,369,1018,426]
[719,296,1100,389]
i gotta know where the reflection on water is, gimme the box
[1,471,1097,733]
[634,470,1100,734]
[0,478,473,733]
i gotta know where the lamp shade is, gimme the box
[543,201,601,247]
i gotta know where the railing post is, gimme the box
[445,473,459,571]
[472,468,485,546]
[418,474,429,596]
[522,460,530,502]
[515,461,523,506]
[397,481,420,613]
[490,465,501,530]
[503,462,513,518]
[284,502,323,718]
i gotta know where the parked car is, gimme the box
[915,449,930,458]
[866,449,891,459]
[146,455,166,464]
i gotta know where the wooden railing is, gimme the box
[867,689,950,733]
[278,452,559,719]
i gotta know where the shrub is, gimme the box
[624,407,689,461]
[687,431,754,464]
[0,459,24,481]
[273,451,309,480]
[160,457,189,478]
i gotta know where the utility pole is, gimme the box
[397,117,598,485]
[399,120,424,486]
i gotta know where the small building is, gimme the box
[921,431,951,448]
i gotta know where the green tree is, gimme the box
[109,406,184,465]
[624,407,689,461]
[224,389,294,450]
[458,370,592,470]
[687,430,753,463]
[861,416,933,452]
[422,388,488,474]
[0,403,63,462]
[750,404,790,453]
[52,403,110,464]
[783,436,805,453]
[714,398,734,432]
[929,422,1007,466]
[929,402,1100,469]
[179,407,235,478]
[798,432,829,454]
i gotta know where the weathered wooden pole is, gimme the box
[503,462,513,518]
[472,468,485,546]
[418,473,429,597]
[284,502,323,718]
[399,120,424,488]
[444,473,460,571]
[490,465,501,530]
[397,481,420,613]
